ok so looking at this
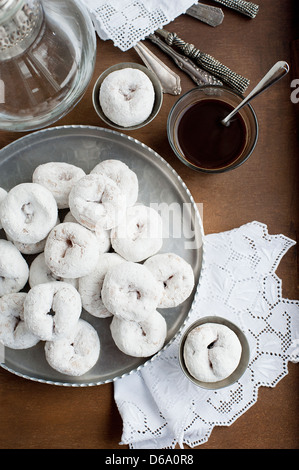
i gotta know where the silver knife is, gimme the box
[186,2,224,27]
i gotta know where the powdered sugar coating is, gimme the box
[110,310,167,357]
[69,173,126,231]
[99,68,155,127]
[111,204,163,262]
[45,319,100,376]
[44,222,99,279]
[7,216,60,255]
[23,281,82,342]
[29,252,78,289]
[183,323,242,383]
[144,252,195,308]
[101,261,163,322]
[63,211,111,254]
[90,159,138,207]
[33,162,86,209]
[0,183,58,244]
[0,239,29,296]
[79,252,126,318]
[0,293,40,349]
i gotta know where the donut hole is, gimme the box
[141,327,146,337]
[47,308,55,317]
[13,316,22,331]
[93,187,105,204]
[132,222,145,241]
[59,172,73,181]
[119,84,138,101]
[66,238,74,248]
[127,284,141,300]
[61,236,76,258]
[21,202,34,224]
[163,275,174,289]
[207,337,218,349]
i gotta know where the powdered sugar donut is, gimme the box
[91,159,138,207]
[0,187,7,230]
[23,281,82,341]
[99,68,155,127]
[111,205,163,262]
[7,216,60,255]
[0,239,29,296]
[101,261,162,322]
[144,253,195,308]
[8,235,46,255]
[64,211,111,254]
[183,323,242,383]
[45,319,100,376]
[0,293,40,349]
[32,162,86,209]
[69,173,126,231]
[110,310,167,357]
[29,253,78,289]
[44,222,99,278]
[78,252,125,318]
[0,183,58,244]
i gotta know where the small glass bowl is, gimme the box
[167,85,258,173]
[92,62,163,131]
[179,316,250,390]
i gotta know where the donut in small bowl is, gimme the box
[93,63,162,130]
[179,317,250,389]
[183,322,242,383]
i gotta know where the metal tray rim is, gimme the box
[0,125,206,387]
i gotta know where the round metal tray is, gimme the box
[0,125,204,386]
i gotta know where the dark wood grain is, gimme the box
[0,0,298,450]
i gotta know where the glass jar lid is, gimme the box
[0,0,26,24]
[0,0,43,60]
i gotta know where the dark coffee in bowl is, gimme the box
[176,99,247,170]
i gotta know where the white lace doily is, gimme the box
[114,221,299,449]
[82,0,196,51]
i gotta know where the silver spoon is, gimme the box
[221,61,289,126]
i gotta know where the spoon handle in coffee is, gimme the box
[221,61,289,125]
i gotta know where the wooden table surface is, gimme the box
[0,0,298,450]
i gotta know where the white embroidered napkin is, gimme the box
[114,221,299,449]
[81,0,196,51]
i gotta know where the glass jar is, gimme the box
[0,0,96,131]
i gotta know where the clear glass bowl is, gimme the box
[0,0,96,131]
[167,86,258,173]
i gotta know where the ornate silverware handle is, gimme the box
[148,34,223,87]
[156,29,250,94]
[186,2,224,27]
[212,0,259,19]
[134,41,182,95]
